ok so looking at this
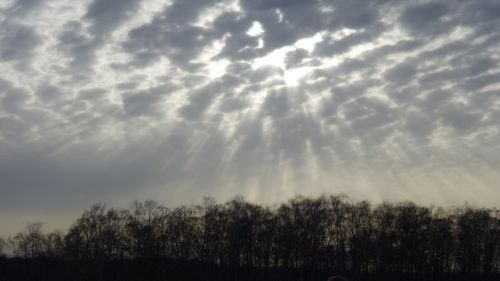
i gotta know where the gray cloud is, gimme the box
[0,23,40,68]
[384,62,417,84]
[3,0,44,18]
[122,0,220,69]
[440,106,483,132]
[1,0,500,235]
[123,84,179,117]
[55,0,140,80]
[85,0,139,35]
[314,25,385,57]
[399,2,450,35]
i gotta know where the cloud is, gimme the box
[440,105,483,132]
[85,0,139,35]
[384,62,417,84]
[122,84,178,117]
[122,0,221,69]
[0,23,41,68]
[399,2,450,35]
[54,0,140,79]
[1,0,500,234]
[3,0,44,18]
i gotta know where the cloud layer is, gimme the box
[1,0,500,230]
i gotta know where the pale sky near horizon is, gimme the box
[1,0,500,236]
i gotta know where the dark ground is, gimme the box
[1,258,499,281]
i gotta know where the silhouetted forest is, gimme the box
[1,195,499,281]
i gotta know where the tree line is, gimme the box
[1,195,499,281]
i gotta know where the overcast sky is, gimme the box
[1,0,500,235]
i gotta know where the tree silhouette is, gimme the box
[1,195,499,281]
[0,236,6,257]
[10,222,45,258]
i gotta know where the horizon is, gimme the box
[0,193,496,238]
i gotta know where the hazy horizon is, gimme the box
[1,0,500,236]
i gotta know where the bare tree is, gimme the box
[44,230,65,258]
[65,204,126,260]
[0,236,6,257]
[3,195,500,280]
[167,206,200,260]
[10,222,46,258]
[126,200,167,258]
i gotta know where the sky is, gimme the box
[1,0,500,235]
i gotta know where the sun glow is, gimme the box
[252,33,323,86]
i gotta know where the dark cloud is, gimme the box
[0,116,33,145]
[440,106,483,132]
[399,2,450,34]
[314,27,384,57]
[0,23,40,67]
[36,84,66,103]
[78,88,108,101]
[403,111,434,139]
[240,0,312,11]
[122,0,220,69]
[463,57,497,77]
[0,83,31,115]
[122,84,178,117]
[178,82,224,121]
[212,13,262,61]
[85,0,139,35]
[344,96,396,132]
[56,21,98,76]
[460,1,500,25]
[461,73,500,92]
[55,0,140,79]
[261,89,291,118]
[384,62,417,84]
[326,1,382,29]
